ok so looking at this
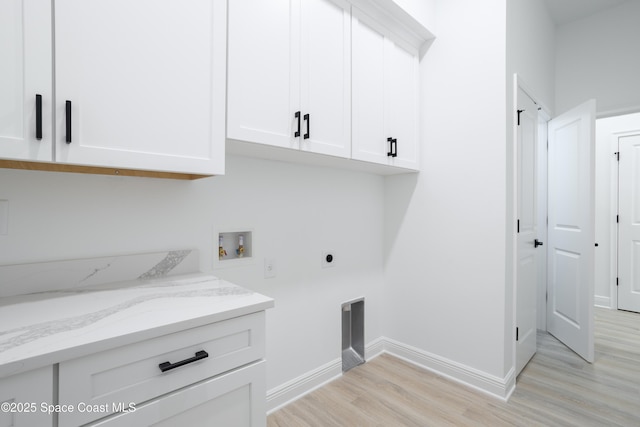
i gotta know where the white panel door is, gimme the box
[300,0,351,158]
[54,0,225,175]
[618,134,640,312]
[547,100,596,363]
[0,0,52,162]
[227,0,299,150]
[515,88,538,375]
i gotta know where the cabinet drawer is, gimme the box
[59,312,265,427]
[87,360,265,427]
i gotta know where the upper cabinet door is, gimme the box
[227,0,300,150]
[352,8,419,170]
[0,0,52,162]
[299,0,351,158]
[227,0,351,158]
[385,39,419,170]
[54,0,225,175]
[352,11,386,165]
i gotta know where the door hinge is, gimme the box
[617,215,619,224]
[516,327,519,341]
[617,277,619,287]
[517,109,524,126]
[615,151,620,161]
[545,291,548,302]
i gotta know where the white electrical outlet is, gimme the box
[321,251,336,268]
[264,258,277,278]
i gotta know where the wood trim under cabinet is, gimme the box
[0,160,212,180]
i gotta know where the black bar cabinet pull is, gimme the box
[294,111,301,137]
[35,94,43,140]
[303,113,310,139]
[534,239,544,248]
[158,350,209,372]
[65,100,72,144]
[386,138,398,157]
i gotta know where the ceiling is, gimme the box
[544,0,630,25]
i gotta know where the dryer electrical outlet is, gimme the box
[322,251,336,268]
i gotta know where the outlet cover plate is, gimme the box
[264,258,277,278]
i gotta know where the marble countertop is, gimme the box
[0,273,274,379]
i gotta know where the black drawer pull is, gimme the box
[65,100,72,144]
[294,111,301,137]
[36,94,43,140]
[158,350,208,372]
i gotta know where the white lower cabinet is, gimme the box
[0,312,266,427]
[0,367,53,427]
[57,312,267,427]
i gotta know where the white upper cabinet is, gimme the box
[0,0,53,162]
[352,8,419,170]
[299,0,351,158]
[227,0,351,159]
[227,0,296,149]
[54,0,226,175]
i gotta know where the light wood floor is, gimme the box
[268,308,640,426]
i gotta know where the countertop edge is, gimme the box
[0,296,274,380]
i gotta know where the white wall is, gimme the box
[507,0,556,114]
[0,155,386,393]
[555,0,640,116]
[384,0,510,386]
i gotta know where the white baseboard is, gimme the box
[266,336,514,414]
[382,337,514,401]
[365,336,386,360]
[266,338,385,413]
[595,295,612,308]
[266,358,342,414]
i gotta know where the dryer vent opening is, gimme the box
[342,298,365,372]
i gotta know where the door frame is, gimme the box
[610,127,640,310]
[511,74,550,375]
[597,112,640,310]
